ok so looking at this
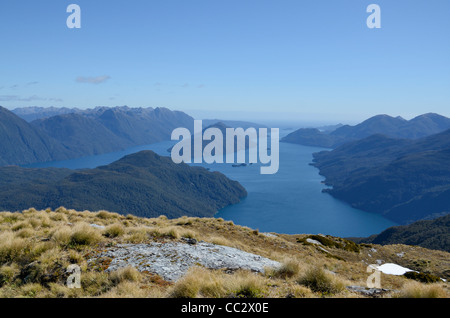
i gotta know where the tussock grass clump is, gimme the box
[52,226,72,247]
[100,281,149,298]
[297,266,346,295]
[110,266,142,285]
[0,212,23,224]
[30,241,56,260]
[48,282,83,298]
[396,281,449,298]
[173,267,226,298]
[20,283,45,298]
[124,226,152,243]
[269,258,302,279]
[16,228,34,238]
[96,210,120,220]
[175,216,194,226]
[160,226,180,239]
[67,250,87,268]
[169,267,208,298]
[81,271,113,296]
[20,247,68,286]
[179,229,198,240]
[103,224,125,238]
[49,212,68,222]
[207,236,234,248]
[169,268,269,298]
[0,231,31,263]
[11,221,32,232]
[0,263,20,286]
[230,271,268,298]
[69,223,103,247]
[28,218,41,229]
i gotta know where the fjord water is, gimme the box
[26,136,397,237]
[213,141,397,237]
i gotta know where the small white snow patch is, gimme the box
[90,224,105,229]
[261,232,277,238]
[376,263,415,276]
[306,238,322,245]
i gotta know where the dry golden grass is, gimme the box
[268,257,304,279]
[0,207,448,299]
[69,222,104,247]
[296,266,347,295]
[395,281,449,298]
[103,223,125,238]
[169,267,271,298]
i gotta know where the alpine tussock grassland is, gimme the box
[0,207,448,298]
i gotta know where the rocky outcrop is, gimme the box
[88,240,281,282]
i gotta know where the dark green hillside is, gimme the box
[0,106,73,165]
[280,128,337,148]
[311,134,414,184]
[32,113,132,156]
[0,151,247,218]
[312,129,450,224]
[90,106,194,145]
[0,166,72,187]
[352,214,450,252]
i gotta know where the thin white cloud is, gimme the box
[0,95,62,102]
[76,75,111,84]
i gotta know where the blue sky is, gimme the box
[0,0,449,123]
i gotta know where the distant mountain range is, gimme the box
[312,129,450,224]
[0,106,194,166]
[282,113,450,148]
[12,106,83,122]
[0,150,247,218]
[351,214,450,253]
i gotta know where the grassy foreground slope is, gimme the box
[0,208,448,298]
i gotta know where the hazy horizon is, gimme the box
[3,104,446,128]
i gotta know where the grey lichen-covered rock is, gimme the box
[88,241,281,282]
[346,285,391,297]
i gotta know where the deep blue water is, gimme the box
[25,137,397,237]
